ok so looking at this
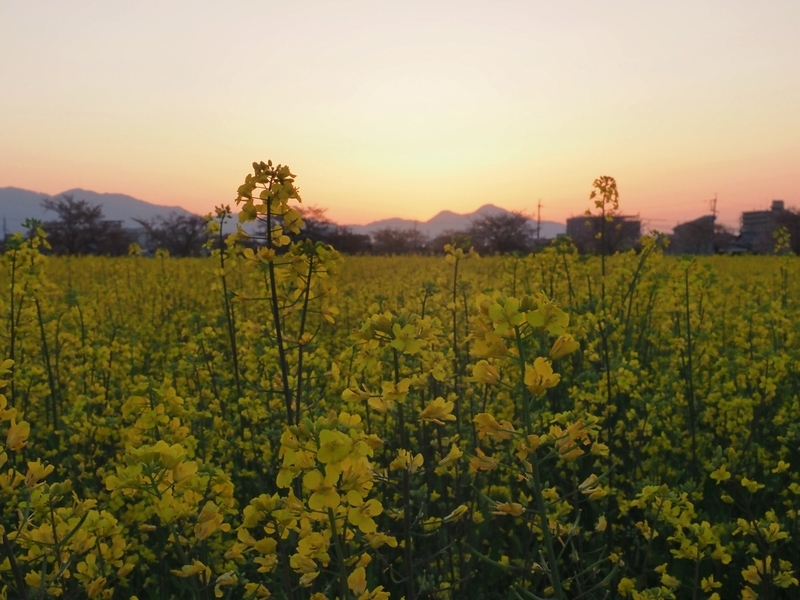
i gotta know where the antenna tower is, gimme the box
[709,193,717,218]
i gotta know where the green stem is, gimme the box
[327,507,352,600]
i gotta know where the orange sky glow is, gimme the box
[1,1,799,232]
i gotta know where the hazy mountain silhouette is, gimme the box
[346,203,565,239]
[0,187,197,234]
[1,188,567,240]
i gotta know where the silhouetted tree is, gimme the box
[775,209,800,254]
[135,213,209,257]
[253,205,372,254]
[428,230,472,254]
[326,227,372,254]
[567,215,642,254]
[371,228,426,254]
[468,211,534,254]
[294,206,336,243]
[42,195,131,255]
[713,223,737,253]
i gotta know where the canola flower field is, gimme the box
[1,163,799,600]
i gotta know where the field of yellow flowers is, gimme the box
[1,163,799,600]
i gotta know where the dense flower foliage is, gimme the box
[1,164,799,599]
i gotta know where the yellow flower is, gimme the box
[551,420,590,461]
[381,378,411,404]
[24,459,54,488]
[742,565,761,586]
[172,560,210,580]
[438,444,463,467]
[365,532,398,549]
[356,553,372,568]
[660,573,680,589]
[389,450,424,473]
[86,576,108,599]
[298,571,320,587]
[195,502,229,540]
[473,413,515,441]
[358,586,390,600]
[515,435,541,461]
[244,583,272,598]
[297,532,330,564]
[348,499,383,533]
[492,502,524,517]
[524,358,560,396]
[471,360,500,384]
[487,297,525,334]
[701,575,721,592]
[173,460,198,484]
[0,394,17,421]
[156,440,186,469]
[443,504,469,522]
[740,477,764,493]
[468,448,498,472]
[595,515,608,532]
[617,577,635,596]
[772,460,790,473]
[348,567,368,595]
[710,464,731,483]
[368,396,394,414]
[317,429,353,464]
[303,468,341,511]
[419,397,456,425]
[579,474,607,500]
[7,418,30,451]
[214,572,237,598]
[710,544,731,564]
[549,334,579,360]
[527,297,569,335]
[391,323,422,354]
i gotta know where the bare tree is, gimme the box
[135,213,209,257]
[468,211,534,254]
[252,205,372,254]
[428,230,472,254]
[371,228,426,254]
[42,194,131,255]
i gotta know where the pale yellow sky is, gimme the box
[1,1,798,231]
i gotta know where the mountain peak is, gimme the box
[346,205,564,239]
[0,186,198,233]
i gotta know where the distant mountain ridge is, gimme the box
[0,187,197,233]
[0,187,567,239]
[345,203,566,239]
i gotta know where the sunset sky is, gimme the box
[1,1,798,231]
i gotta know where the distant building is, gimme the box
[565,214,641,254]
[737,200,786,253]
[670,215,716,255]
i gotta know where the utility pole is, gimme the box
[536,199,542,245]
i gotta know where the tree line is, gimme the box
[25,195,211,257]
[291,205,540,255]
[16,193,800,257]
[23,195,544,257]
